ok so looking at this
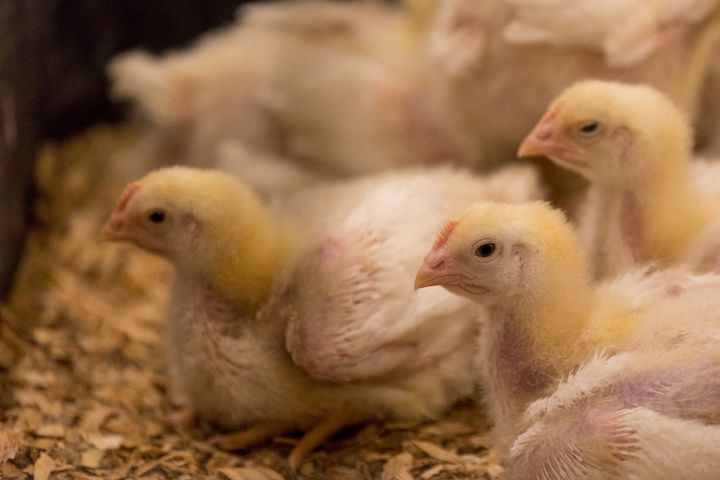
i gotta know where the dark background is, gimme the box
[0,0,265,298]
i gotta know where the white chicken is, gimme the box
[502,0,718,67]
[100,165,543,468]
[109,0,720,186]
[108,0,473,189]
[422,0,720,168]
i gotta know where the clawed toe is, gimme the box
[212,421,294,451]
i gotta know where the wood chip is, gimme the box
[35,424,66,438]
[382,452,414,480]
[80,448,105,469]
[412,441,461,463]
[467,434,493,449]
[1,461,25,479]
[420,421,475,437]
[33,453,56,480]
[33,438,57,450]
[419,464,446,479]
[0,431,19,462]
[84,432,123,451]
[219,467,284,480]
[79,405,114,431]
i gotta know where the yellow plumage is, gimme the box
[417,200,720,461]
[521,80,720,276]
[137,167,286,310]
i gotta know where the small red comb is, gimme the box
[433,219,459,250]
[115,182,142,212]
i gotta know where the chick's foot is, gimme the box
[288,408,365,471]
[169,407,197,429]
[212,421,295,451]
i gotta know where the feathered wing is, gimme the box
[283,167,542,382]
[589,267,720,350]
[515,350,720,480]
[513,404,720,480]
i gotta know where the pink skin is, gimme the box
[414,249,487,295]
[415,219,482,293]
[100,182,142,240]
[101,183,197,429]
[416,232,556,450]
[512,362,720,479]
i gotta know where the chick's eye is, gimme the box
[475,242,496,258]
[148,210,166,224]
[578,122,600,135]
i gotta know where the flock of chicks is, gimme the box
[93,1,720,479]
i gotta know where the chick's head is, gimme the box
[100,166,274,276]
[415,201,588,308]
[518,80,693,187]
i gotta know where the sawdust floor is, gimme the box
[0,125,503,479]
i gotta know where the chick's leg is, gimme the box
[169,407,196,429]
[288,409,365,471]
[213,421,295,451]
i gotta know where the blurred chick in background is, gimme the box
[502,0,717,67]
[108,0,720,193]
[110,0,470,192]
[416,201,720,479]
[99,164,543,468]
[519,80,720,278]
[424,0,720,171]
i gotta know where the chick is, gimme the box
[100,165,543,467]
[519,80,720,277]
[415,201,720,477]
[502,0,717,67]
[108,21,287,170]
[109,1,472,183]
[422,0,720,169]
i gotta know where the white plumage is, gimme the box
[101,165,543,467]
[282,166,542,382]
[502,0,718,66]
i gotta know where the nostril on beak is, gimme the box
[111,218,124,230]
[430,258,445,269]
[534,122,554,140]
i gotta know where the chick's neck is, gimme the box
[487,265,594,403]
[204,209,288,314]
[637,166,712,261]
[592,144,712,266]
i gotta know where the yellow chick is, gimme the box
[415,201,720,477]
[519,80,720,277]
[100,165,543,468]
